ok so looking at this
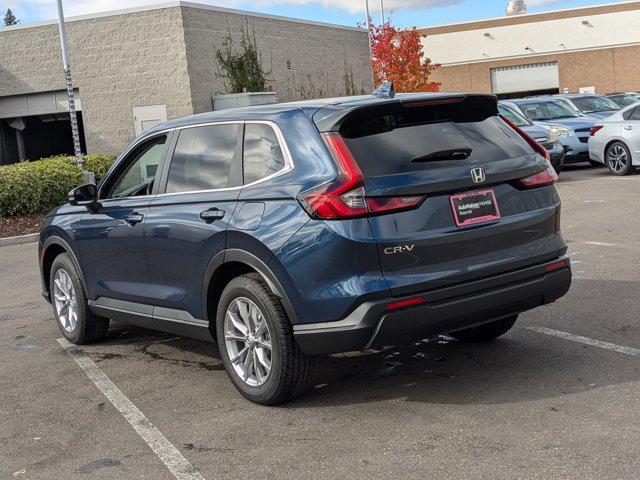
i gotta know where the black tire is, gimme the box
[216,274,314,405]
[450,315,518,343]
[50,253,110,344]
[605,141,636,176]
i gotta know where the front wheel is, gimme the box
[606,142,635,176]
[449,315,518,343]
[216,274,314,405]
[50,253,110,344]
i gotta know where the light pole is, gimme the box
[56,0,83,170]
[379,0,385,24]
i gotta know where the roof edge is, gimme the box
[421,0,640,34]
[0,0,363,33]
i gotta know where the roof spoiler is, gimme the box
[312,94,499,133]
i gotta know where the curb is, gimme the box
[0,233,39,247]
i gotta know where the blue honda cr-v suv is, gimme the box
[39,93,572,404]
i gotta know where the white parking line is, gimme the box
[528,327,640,358]
[57,338,206,480]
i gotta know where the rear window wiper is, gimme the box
[411,148,472,162]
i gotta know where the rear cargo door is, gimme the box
[339,97,563,296]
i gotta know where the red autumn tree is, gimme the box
[367,18,441,93]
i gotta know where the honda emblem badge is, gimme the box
[471,166,486,184]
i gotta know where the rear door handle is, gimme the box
[624,125,633,131]
[124,212,144,225]
[200,208,225,223]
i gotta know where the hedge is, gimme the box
[0,154,116,218]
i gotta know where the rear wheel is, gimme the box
[50,253,110,344]
[216,274,313,405]
[450,315,518,343]
[606,142,635,176]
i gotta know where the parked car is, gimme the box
[555,94,621,119]
[503,98,597,165]
[605,93,640,108]
[498,103,564,172]
[38,93,571,404]
[589,103,640,175]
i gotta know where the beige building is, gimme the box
[0,1,372,164]
[421,1,640,98]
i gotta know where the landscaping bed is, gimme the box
[0,213,44,239]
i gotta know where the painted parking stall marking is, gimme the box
[529,326,640,358]
[57,338,206,480]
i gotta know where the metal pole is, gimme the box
[56,0,83,169]
[365,0,375,88]
[379,0,385,25]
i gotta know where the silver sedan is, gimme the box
[589,102,640,175]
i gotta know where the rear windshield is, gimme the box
[340,101,532,177]
[570,96,620,114]
[518,101,580,121]
[608,95,639,107]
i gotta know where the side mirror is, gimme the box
[68,184,97,207]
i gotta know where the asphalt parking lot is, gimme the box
[2,164,640,480]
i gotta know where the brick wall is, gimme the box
[431,45,640,95]
[181,6,373,114]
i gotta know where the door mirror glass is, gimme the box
[68,184,97,206]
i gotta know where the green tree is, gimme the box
[215,24,269,94]
[4,9,19,26]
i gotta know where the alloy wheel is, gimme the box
[224,297,272,387]
[608,145,628,173]
[53,269,78,333]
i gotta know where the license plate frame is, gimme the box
[450,189,501,227]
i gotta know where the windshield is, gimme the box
[608,95,639,107]
[518,101,580,121]
[498,105,532,127]
[570,96,621,113]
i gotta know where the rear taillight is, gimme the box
[515,165,559,189]
[298,133,425,220]
[500,115,551,163]
[590,126,604,136]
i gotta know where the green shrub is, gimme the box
[0,154,116,218]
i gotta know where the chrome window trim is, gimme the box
[100,120,294,201]
[154,120,294,198]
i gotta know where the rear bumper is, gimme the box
[294,257,572,355]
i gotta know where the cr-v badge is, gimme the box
[384,244,415,255]
[471,166,487,184]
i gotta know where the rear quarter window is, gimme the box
[243,123,286,184]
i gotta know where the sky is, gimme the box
[1,0,629,28]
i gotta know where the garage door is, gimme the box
[491,62,559,95]
[0,90,81,119]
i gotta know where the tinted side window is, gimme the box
[243,124,285,184]
[106,136,166,199]
[633,108,640,121]
[165,124,239,193]
[622,108,635,121]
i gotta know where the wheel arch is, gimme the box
[41,235,88,301]
[202,249,298,327]
[604,138,629,158]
